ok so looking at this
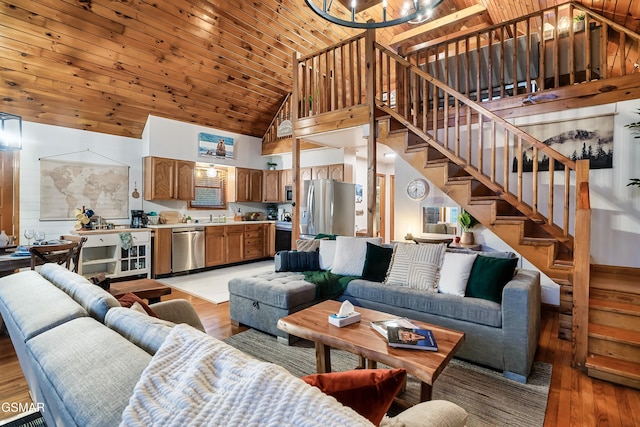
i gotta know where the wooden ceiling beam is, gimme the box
[389,4,487,46]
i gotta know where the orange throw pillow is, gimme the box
[117,293,158,318]
[302,368,406,425]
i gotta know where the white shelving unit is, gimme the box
[78,230,150,279]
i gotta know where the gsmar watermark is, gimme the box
[1,401,45,413]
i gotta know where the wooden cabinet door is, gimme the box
[175,160,195,200]
[152,228,172,276]
[328,164,344,181]
[262,170,280,202]
[280,169,292,202]
[312,166,329,180]
[205,226,225,266]
[236,168,251,202]
[249,169,263,202]
[144,156,174,200]
[300,167,312,182]
[225,225,244,263]
[264,223,276,257]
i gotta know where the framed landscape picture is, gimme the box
[513,114,614,172]
[198,132,234,159]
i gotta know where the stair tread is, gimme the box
[589,323,640,345]
[590,298,640,315]
[586,353,640,381]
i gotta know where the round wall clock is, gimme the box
[406,178,428,200]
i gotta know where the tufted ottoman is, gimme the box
[228,271,317,344]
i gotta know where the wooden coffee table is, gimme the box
[109,278,172,304]
[277,300,464,403]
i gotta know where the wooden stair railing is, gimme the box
[262,93,292,146]
[373,42,591,368]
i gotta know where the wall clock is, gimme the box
[406,178,428,200]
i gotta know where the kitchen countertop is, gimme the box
[147,220,277,229]
[75,228,152,235]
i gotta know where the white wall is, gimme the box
[19,122,142,244]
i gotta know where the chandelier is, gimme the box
[305,0,444,29]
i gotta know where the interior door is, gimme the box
[0,151,15,239]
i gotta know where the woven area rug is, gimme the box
[0,411,45,427]
[225,329,551,427]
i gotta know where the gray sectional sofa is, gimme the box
[229,246,541,383]
[0,264,467,427]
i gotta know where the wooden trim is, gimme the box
[366,28,376,238]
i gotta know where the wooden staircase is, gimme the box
[585,265,640,389]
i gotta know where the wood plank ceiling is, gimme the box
[0,0,638,139]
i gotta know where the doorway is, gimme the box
[374,173,386,241]
[0,151,17,241]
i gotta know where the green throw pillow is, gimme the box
[466,255,518,303]
[361,242,394,282]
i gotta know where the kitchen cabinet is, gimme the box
[236,168,263,202]
[300,167,312,183]
[328,163,353,182]
[244,224,264,260]
[205,226,225,267]
[143,156,195,200]
[312,166,329,180]
[79,230,150,279]
[226,225,245,263]
[152,228,172,276]
[280,169,293,202]
[265,222,276,257]
[262,170,280,202]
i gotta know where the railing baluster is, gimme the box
[476,33,482,102]
[490,121,496,183]
[349,40,355,107]
[487,29,493,101]
[601,22,608,79]
[525,18,531,94]
[444,44,450,149]
[532,146,538,214]
[585,14,592,82]
[478,114,484,174]
[564,165,571,236]
[540,12,547,90]
[548,158,555,226]
[422,50,428,135]
[357,39,363,103]
[569,4,575,85]
[517,136,523,202]
[512,22,518,96]
[620,32,626,76]
[500,26,505,98]
[454,40,460,156]
[554,7,560,88]
[504,129,510,193]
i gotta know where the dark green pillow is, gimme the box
[466,255,518,303]
[361,242,394,282]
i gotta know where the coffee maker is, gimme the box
[131,210,148,228]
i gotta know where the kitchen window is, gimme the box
[189,166,228,209]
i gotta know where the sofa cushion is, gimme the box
[228,271,316,309]
[343,279,502,327]
[26,317,152,427]
[40,263,120,323]
[385,243,447,291]
[275,250,320,272]
[437,252,477,296]
[296,239,321,252]
[331,236,383,276]
[466,256,519,303]
[361,242,394,282]
[319,240,338,270]
[105,307,174,355]
[0,271,88,340]
[302,369,406,426]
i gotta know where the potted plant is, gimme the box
[458,210,479,245]
[573,13,585,32]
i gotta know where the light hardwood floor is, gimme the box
[1,289,639,426]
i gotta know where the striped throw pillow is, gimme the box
[385,243,447,291]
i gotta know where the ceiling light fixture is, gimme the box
[0,112,22,151]
[206,165,218,178]
[305,0,444,29]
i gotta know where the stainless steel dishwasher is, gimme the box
[172,226,205,273]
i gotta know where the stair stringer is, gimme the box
[378,118,574,283]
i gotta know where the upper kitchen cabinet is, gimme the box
[143,156,195,201]
[263,170,280,202]
[236,168,263,202]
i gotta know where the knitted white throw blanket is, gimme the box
[120,324,373,427]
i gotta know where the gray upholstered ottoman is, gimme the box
[228,272,317,344]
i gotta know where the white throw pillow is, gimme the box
[330,236,383,276]
[385,243,447,291]
[438,252,478,296]
[319,240,338,270]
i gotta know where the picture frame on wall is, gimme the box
[198,132,234,159]
[355,184,363,203]
[513,114,614,172]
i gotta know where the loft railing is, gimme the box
[295,33,367,119]
[262,93,292,145]
[402,2,640,101]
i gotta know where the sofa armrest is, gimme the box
[381,400,467,427]
[150,299,205,332]
[501,269,541,381]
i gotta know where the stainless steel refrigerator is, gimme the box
[300,179,355,237]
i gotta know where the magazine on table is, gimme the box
[370,317,419,340]
[387,326,438,351]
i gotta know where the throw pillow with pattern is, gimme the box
[385,242,447,291]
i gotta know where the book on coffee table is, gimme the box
[387,326,438,351]
[370,318,419,340]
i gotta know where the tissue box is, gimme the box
[328,312,361,327]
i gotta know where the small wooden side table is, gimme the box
[109,278,172,304]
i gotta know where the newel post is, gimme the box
[292,51,301,247]
[572,159,591,369]
[365,28,377,237]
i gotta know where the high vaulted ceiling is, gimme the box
[1,0,638,139]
